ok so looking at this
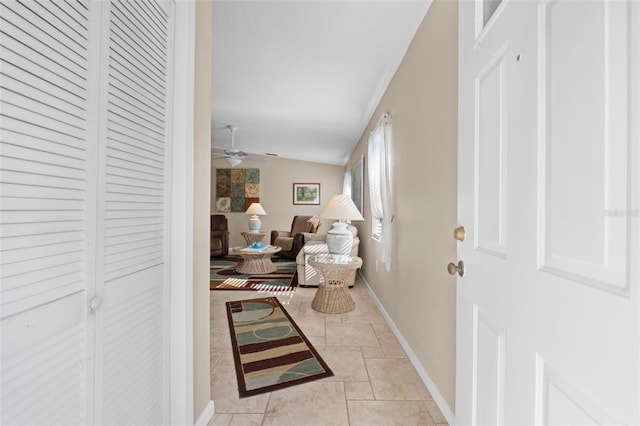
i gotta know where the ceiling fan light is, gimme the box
[225,156,242,167]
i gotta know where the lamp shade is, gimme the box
[319,194,364,221]
[245,203,267,216]
[245,203,267,233]
[319,194,363,255]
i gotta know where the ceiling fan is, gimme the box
[212,125,265,167]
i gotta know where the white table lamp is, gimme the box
[319,194,364,255]
[245,203,267,233]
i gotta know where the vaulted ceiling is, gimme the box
[211,1,431,166]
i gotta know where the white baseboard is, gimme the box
[194,400,214,426]
[358,271,456,426]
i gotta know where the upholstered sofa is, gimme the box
[295,225,360,287]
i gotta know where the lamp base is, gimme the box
[325,222,353,256]
[248,216,261,233]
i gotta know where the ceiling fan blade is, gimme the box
[244,156,267,163]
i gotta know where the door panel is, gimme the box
[99,1,171,424]
[475,47,509,258]
[473,307,505,426]
[0,1,90,423]
[538,0,631,292]
[457,1,639,424]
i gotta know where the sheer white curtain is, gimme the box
[367,112,393,271]
[343,171,352,196]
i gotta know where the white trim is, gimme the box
[168,1,196,425]
[358,271,456,425]
[195,400,215,426]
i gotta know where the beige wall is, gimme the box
[347,0,458,410]
[194,0,212,419]
[210,155,344,247]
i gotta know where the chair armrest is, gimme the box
[291,233,307,258]
[271,230,291,245]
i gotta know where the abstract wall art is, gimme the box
[215,168,260,212]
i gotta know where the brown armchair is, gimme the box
[270,215,321,259]
[210,214,229,258]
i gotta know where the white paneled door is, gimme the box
[457,1,639,424]
[1,1,174,424]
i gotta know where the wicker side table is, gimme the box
[241,231,266,246]
[233,246,282,274]
[308,254,362,314]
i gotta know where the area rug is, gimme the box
[226,297,333,398]
[211,256,298,292]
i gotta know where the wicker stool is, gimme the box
[309,255,362,314]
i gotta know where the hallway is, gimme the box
[208,275,449,425]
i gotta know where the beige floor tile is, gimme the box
[228,413,264,425]
[366,358,432,401]
[425,399,448,424]
[376,331,409,358]
[207,413,231,426]
[211,304,230,324]
[317,346,369,382]
[262,382,349,426]
[348,400,436,425]
[344,382,374,400]
[210,365,270,414]
[361,346,386,359]
[326,323,379,347]
[305,333,326,348]
[209,333,231,352]
[292,315,326,337]
[341,306,387,327]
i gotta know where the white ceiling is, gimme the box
[211,1,431,166]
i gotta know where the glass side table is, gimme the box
[308,254,362,314]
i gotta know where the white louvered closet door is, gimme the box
[99,1,171,424]
[0,1,174,424]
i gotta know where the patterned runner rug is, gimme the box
[211,256,298,292]
[226,297,333,398]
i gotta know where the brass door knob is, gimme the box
[453,226,465,241]
[447,261,465,277]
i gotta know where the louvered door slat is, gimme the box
[63,0,89,22]
[114,1,166,64]
[107,123,164,152]
[110,24,165,83]
[1,74,86,119]
[1,84,85,126]
[0,13,86,87]
[31,0,88,45]
[106,153,163,177]
[1,101,85,139]
[109,85,165,129]
[0,60,87,113]
[108,67,165,114]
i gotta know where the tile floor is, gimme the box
[208,275,449,426]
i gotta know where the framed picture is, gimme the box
[351,156,364,215]
[293,183,320,205]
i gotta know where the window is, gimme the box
[367,113,393,271]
